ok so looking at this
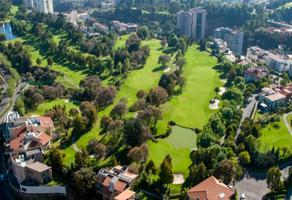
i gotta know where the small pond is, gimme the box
[0,22,17,40]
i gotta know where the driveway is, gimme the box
[236,163,292,200]
[235,95,258,142]
[236,170,269,200]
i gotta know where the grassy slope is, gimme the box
[62,39,163,165]
[7,34,88,88]
[156,45,221,134]
[257,117,292,156]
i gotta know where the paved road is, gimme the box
[0,82,26,122]
[235,95,258,142]
[283,112,292,136]
[0,82,26,200]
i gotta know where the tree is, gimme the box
[73,114,88,134]
[72,168,97,199]
[214,87,220,97]
[80,101,98,129]
[214,159,237,184]
[127,144,148,163]
[158,54,170,67]
[137,25,150,39]
[36,58,42,66]
[199,40,206,51]
[159,155,174,185]
[126,33,141,52]
[267,166,282,192]
[124,118,151,146]
[14,98,25,115]
[87,139,107,159]
[0,33,6,41]
[110,101,127,119]
[100,116,113,132]
[145,159,157,174]
[239,151,251,165]
[95,86,116,108]
[188,162,207,185]
[147,87,169,106]
[46,147,64,172]
[47,57,53,66]
[74,149,88,169]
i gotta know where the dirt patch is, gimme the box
[209,99,220,110]
[219,87,226,95]
[172,173,185,184]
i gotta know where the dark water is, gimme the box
[0,23,17,40]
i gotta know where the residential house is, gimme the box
[187,176,235,200]
[111,21,138,33]
[97,166,138,200]
[2,112,53,153]
[259,87,288,112]
[246,46,292,72]
[244,66,268,82]
[11,151,52,184]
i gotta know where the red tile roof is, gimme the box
[114,188,135,200]
[37,116,54,128]
[37,132,51,146]
[187,176,235,200]
[114,180,127,192]
[9,133,25,152]
[102,176,112,187]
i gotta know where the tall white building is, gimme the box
[213,27,244,55]
[23,0,54,14]
[176,8,207,41]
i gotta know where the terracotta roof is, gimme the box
[187,176,235,200]
[114,189,135,200]
[9,133,25,152]
[102,176,112,187]
[10,125,26,137]
[37,116,54,128]
[37,132,51,146]
[114,180,127,192]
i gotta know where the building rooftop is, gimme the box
[187,176,235,200]
[114,189,135,200]
[26,161,51,173]
[266,93,286,102]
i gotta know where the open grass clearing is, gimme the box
[114,34,129,49]
[156,45,222,134]
[32,99,79,115]
[256,117,292,157]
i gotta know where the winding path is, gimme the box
[283,112,292,136]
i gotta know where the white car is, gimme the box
[240,193,246,200]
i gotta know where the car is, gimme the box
[240,193,246,200]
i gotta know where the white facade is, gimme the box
[176,8,207,41]
[23,0,54,14]
[213,27,244,55]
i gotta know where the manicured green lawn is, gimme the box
[32,99,79,115]
[257,117,292,157]
[156,45,222,134]
[114,34,129,49]
[148,126,197,176]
